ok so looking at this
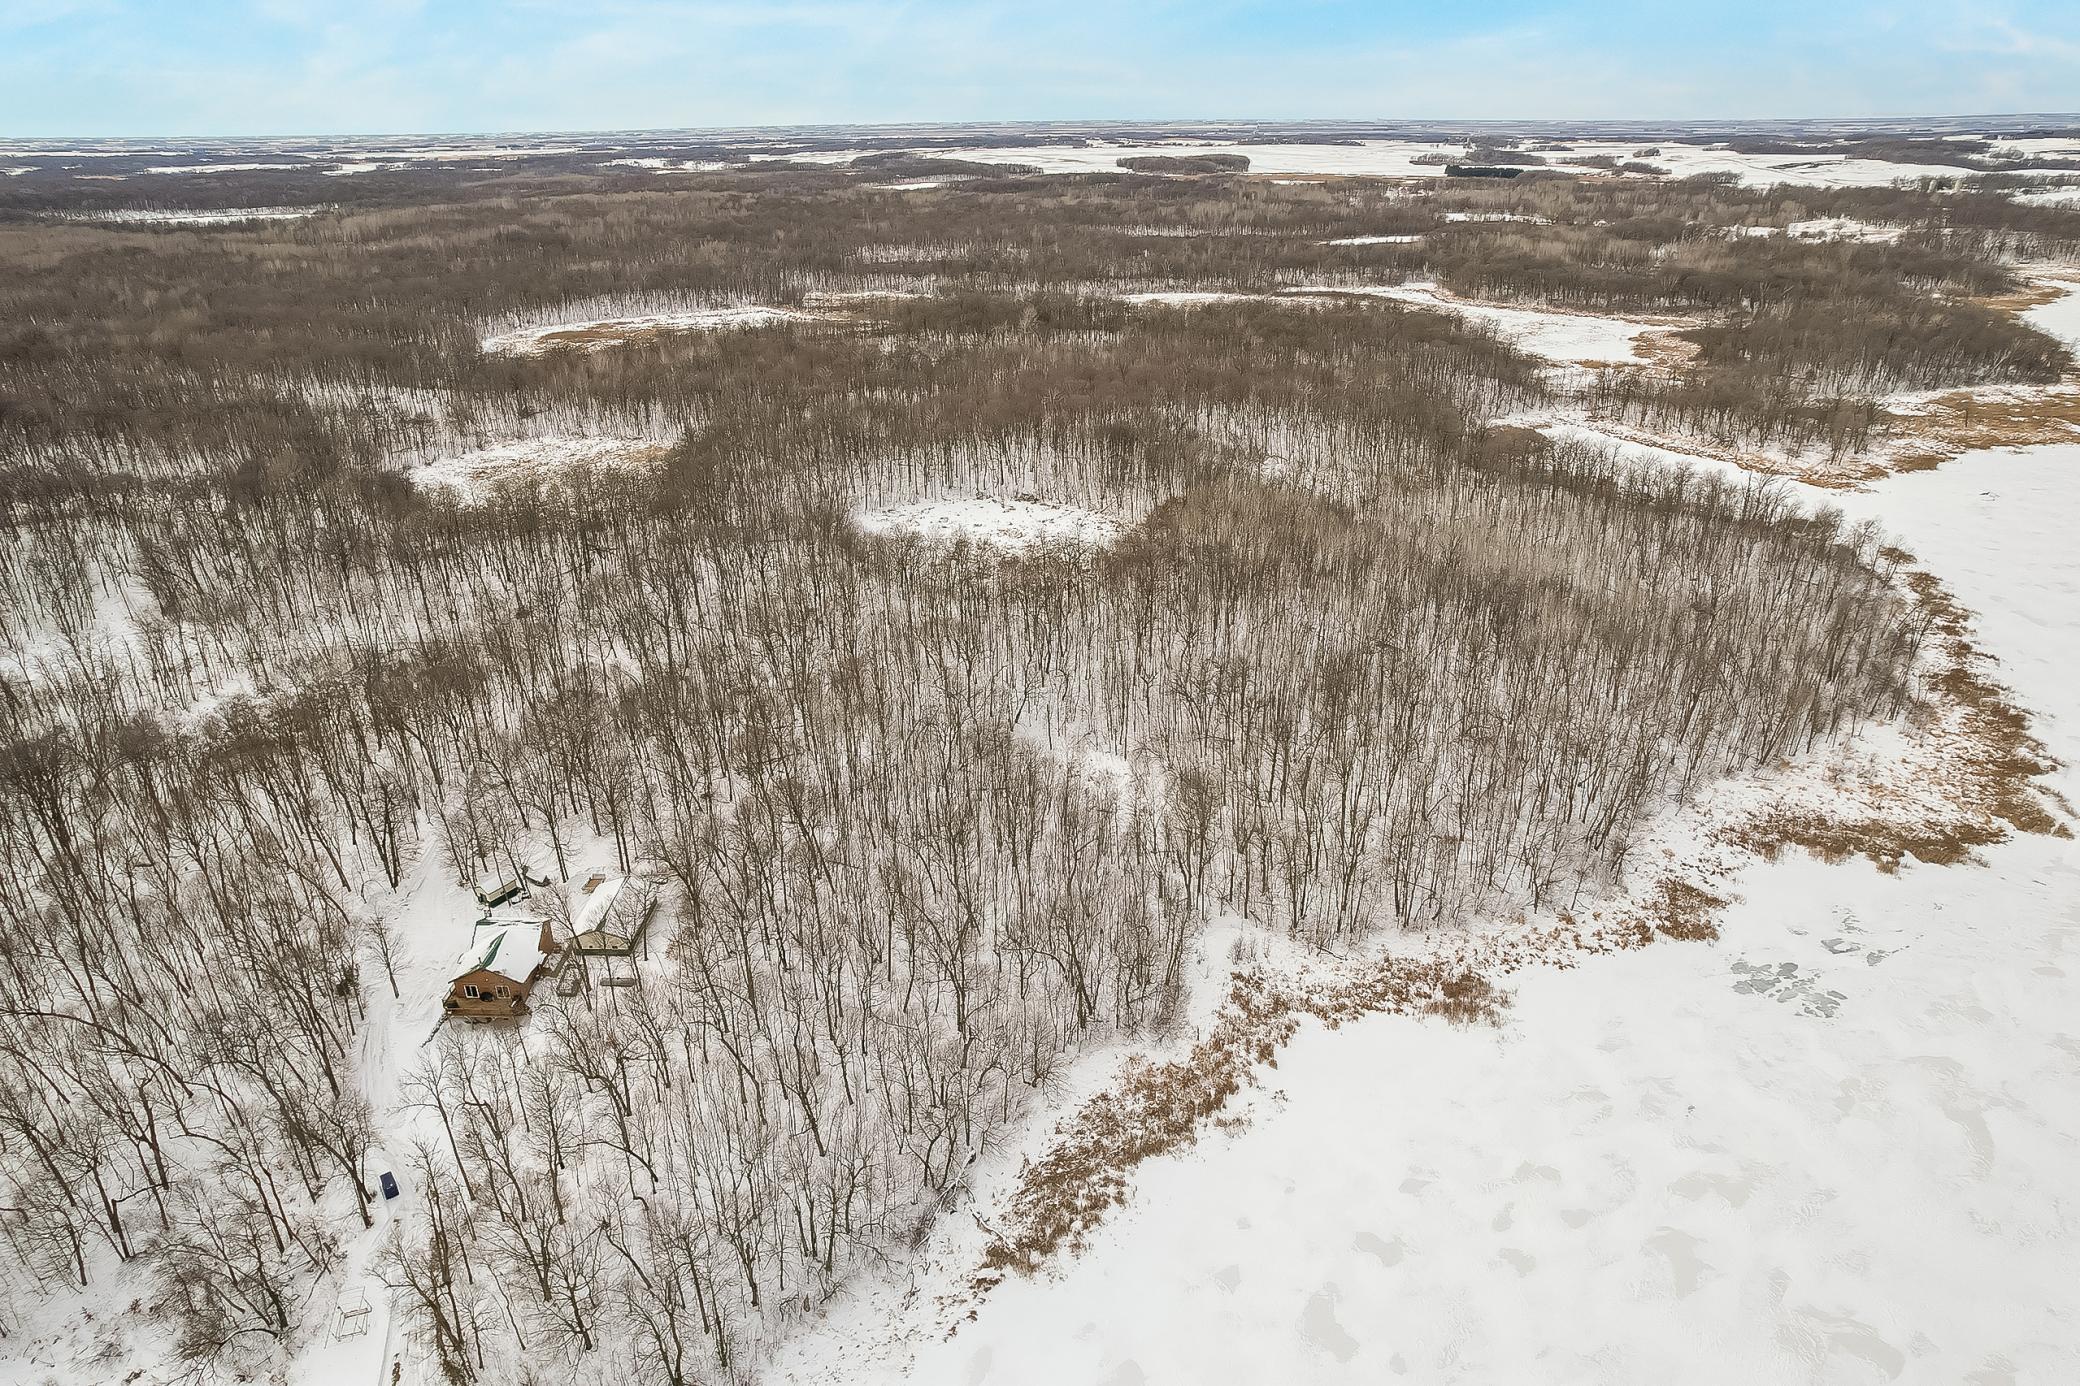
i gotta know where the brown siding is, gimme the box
[445,967,533,1018]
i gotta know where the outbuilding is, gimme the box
[569,874,659,958]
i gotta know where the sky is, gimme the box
[1,0,2078,139]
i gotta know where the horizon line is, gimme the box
[7,112,2080,147]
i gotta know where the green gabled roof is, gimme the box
[456,920,548,985]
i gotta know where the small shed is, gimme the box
[569,875,659,958]
[444,918,560,1019]
[474,873,523,909]
[474,864,549,909]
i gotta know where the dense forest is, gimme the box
[1,153,2075,1382]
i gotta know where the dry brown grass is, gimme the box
[1557,383,2078,491]
[1854,273,2080,479]
[1974,277,2074,315]
[969,951,1518,1288]
[1640,879,1726,942]
[1630,330,1704,372]
[1882,386,2080,473]
[1732,569,2070,871]
[1577,273,2080,488]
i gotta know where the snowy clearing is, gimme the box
[1288,282,1676,365]
[600,156,730,172]
[405,434,670,496]
[852,497,1126,551]
[140,161,312,175]
[1785,216,1906,243]
[479,305,836,355]
[60,205,325,225]
[2010,186,2080,208]
[1120,290,1267,307]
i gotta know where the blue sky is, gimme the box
[2,1,2078,138]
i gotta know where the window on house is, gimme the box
[463,983,479,999]
[496,984,510,999]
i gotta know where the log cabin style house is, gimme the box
[445,917,560,1020]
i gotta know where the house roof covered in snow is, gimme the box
[456,923,547,985]
[575,875,631,934]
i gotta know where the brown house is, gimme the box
[444,917,560,1020]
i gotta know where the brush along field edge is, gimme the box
[959,560,2069,1313]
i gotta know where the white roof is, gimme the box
[576,876,654,937]
[456,923,546,985]
[575,876,628,933]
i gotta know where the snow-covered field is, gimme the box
[890,825,2080,1384]
[140,161,311,175]
[745,138,2058,189]
[601,156,729,172]
[7,130,2070,194]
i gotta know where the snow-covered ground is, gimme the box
[746,138,2058,189]
[479,305,835,356]
[890,830,2080,1384]
[1120,290,1268,307]
[1115,283,1683,366]
[405,434,670,496]
[1288,282,1675,365]
[2010,186,2080,209]
[757,141,1464,178]
[141,161,312,175]
[58,205,325,225]
[1984,137,2080,160]
[600,156,729,172]
[1784,216,1906,243]
[8,132,2070,193]
[853,497,1126,550]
